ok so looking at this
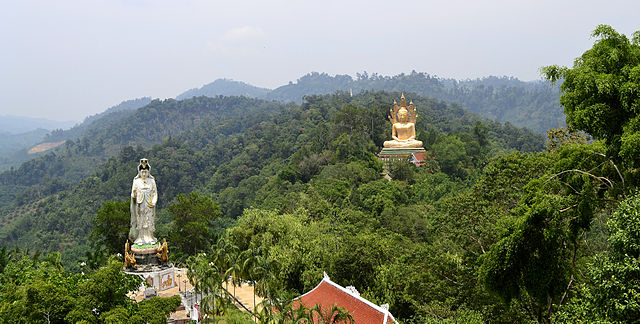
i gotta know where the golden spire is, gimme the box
[400,93,406,106]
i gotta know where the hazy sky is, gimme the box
[1,0,638,121]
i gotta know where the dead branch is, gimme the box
[548,169,614,189]
[559,204,578,213]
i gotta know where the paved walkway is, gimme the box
[227,281,263,313]
[129,268,262,320]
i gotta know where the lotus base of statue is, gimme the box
[379,147,426,154]
[124,238,171,273]
[383,139,424,149]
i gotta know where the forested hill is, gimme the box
[0,91,543,265]
[0,96,288,206]
[0,98,154,173]
[177,78,270,100]
[43,97,153,143]
[0,129,51,172]
[178,72,564,133]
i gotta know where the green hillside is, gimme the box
[0,92,542,265]
[177,78,271,100]
[266,72,565,133]
[43,97,153,143]
[179,72,564,133]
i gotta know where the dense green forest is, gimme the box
[1,70,560,173]
[0,91,542,265]
[0,89,544,322]
[180,73,564,133]
[1,25,639,323]
[266,73,565,133]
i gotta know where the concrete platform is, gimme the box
[378,147,426,155]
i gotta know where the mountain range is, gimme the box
[178,72,564,133]
[0,91,545,265]
[0,72,563,172]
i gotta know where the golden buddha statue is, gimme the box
[383,94,423,149]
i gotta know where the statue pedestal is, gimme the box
[125,266,178,293]
[131,242,161,267]
[125,242,175,294]
[124,240,172,273]
[378,147,429,167]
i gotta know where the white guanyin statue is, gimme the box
[129,158,158,246]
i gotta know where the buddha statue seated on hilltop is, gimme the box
[383,94,423,149]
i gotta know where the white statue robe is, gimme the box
[129,175,158,245]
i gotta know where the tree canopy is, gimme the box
[542,25,640,165]
[3,25,640,324]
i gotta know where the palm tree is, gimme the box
[213,237,235,293]
[225,251,243,298]
[254,254,278,305]
[241,245,259,314]
[265,301,353,324]
[280,301,314,323]
[187,253,227,321]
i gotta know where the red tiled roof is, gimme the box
[412,152,427,161]
[295,274,397,324]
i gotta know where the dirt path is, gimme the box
[28,140,66,154]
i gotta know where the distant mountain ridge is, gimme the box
[44,97,153,143]
[0,129,50,167]
[0,72,561,172]
[0,98,152,172]
[177,72,564,133]
[177,79,270,100]
[0,115,77,135]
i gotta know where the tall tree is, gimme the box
[480,25,639,322]
[542,25,640,166]
[168,192,221,257]
[91,200,130,255]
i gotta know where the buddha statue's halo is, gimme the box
[389,93,417,124]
